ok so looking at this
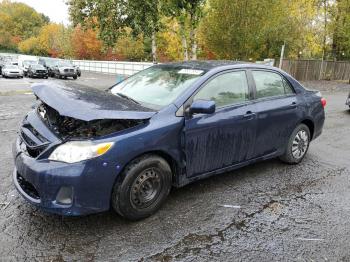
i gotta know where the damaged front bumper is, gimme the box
[12,112,120,216]
[13,137,117,215]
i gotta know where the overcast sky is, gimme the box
[10,0,70,25]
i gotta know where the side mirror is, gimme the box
[189,100,216,115]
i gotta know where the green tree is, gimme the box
[199,0,320,60]
[0,0,48,51]
[331,0,350,60]
[163,0,206,60]
[68,0,163,62]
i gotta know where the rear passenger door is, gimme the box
[249,70,299,158]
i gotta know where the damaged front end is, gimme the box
[37,102,145,139]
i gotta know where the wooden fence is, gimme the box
[275,59,350,81]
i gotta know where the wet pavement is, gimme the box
[0,73,349,261]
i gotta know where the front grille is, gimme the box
[17,173,40,200]
[64,69,68,72]
[20,123,49,158]
[70,69,74,72]
[36,70,46,73]
[21,131,36,146]
[10,71,19,73]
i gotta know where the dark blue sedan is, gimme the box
[13,61,326,220]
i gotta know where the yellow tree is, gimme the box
[0,0,48,51]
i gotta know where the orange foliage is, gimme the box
[71,26,103,60]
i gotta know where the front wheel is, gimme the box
[279,124,310,164]
[111,155,172,221]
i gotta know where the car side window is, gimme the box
[252,71,294,99]
[194,71,249,108]
[283,78,294,95]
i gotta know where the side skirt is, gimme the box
[174,151,278,188]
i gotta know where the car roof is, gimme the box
[157,60,280,73]
[158,60,248,71]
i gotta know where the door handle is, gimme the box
[243,111,255,120]
[289,102,297,108]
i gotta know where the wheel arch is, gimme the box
[114,150,182,187]
[300,118,315,140]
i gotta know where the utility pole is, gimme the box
[279,41,285,69]
[319,0,327,80]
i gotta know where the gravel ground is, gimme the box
[0,72,349,261]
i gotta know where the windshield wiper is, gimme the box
[115,92,141,105]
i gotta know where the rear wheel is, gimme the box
[111,155,172,221]
[279,124,310,164]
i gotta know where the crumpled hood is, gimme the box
[31,82,156,121]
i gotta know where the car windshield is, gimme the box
[58,61,71,67]
[23,61,36,66]
[32,65,45,69]
[111,66,205,109]
[44,59,58,66]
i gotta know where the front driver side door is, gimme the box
[184,70,257,178]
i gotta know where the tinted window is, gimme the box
[252,71,294,98]
[194,71,249,107]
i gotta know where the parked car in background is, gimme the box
[38,57,59,77]
[2,64,23,78]
[52,60,78,79]
[67,60,81,77]
[13,61,325,220]
[0,55,18,75]
[21,60,37,77]
[0,61,4,75]
[27,64,48,78]
[18,55,38,76]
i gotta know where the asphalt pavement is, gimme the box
[0,72,349,261]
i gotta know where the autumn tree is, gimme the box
[71,25,103,59]
[0,0,48,51]
[19,23,73,57]
[163,0,205,60]
[157,18,183,61]
[68,0,164,62]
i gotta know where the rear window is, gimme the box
[252,71,294,99]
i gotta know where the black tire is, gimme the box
[111,155,172,221]
[279,124,311,164]
[73,75,77,80]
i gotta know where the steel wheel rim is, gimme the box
[291,130,309,159]
[130,168,161,209]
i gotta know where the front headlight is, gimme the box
[48,141,114,163]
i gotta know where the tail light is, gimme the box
[321,97,327,108]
